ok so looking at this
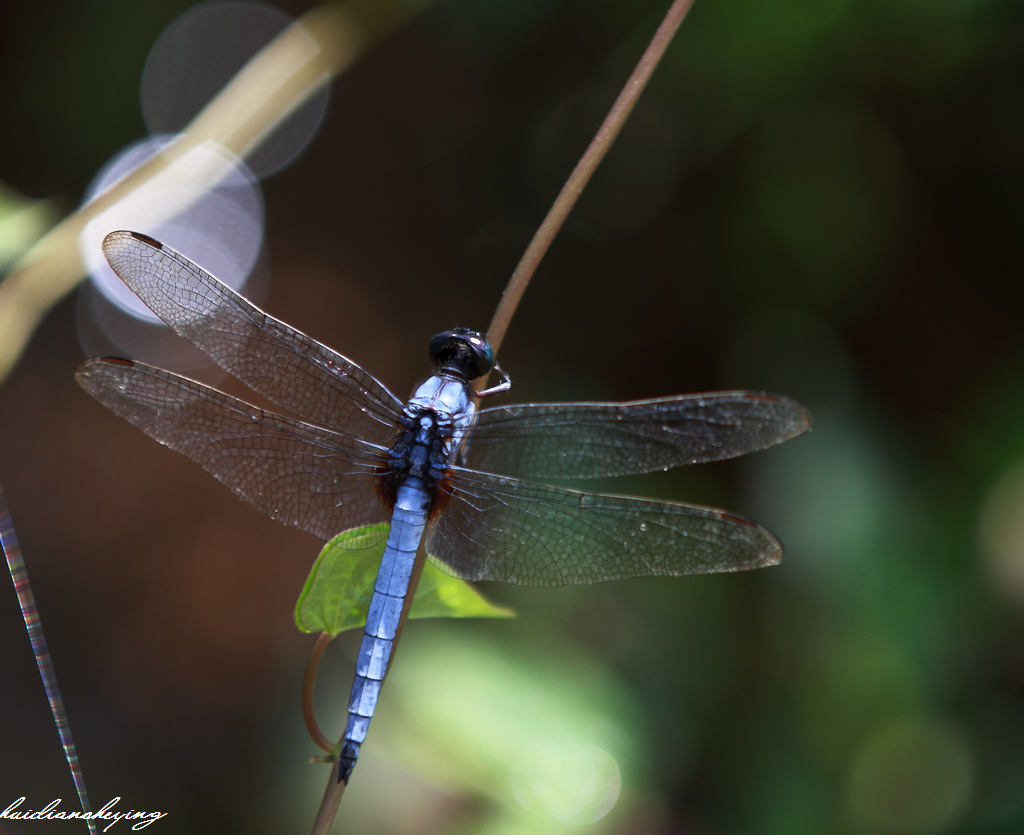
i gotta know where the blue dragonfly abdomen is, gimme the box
[340,337,494,782]
[340,482,429,781]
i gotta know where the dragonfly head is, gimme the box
[429,328,494,381]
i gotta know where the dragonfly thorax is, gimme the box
[388,411,449,481]
[379,373,479,509]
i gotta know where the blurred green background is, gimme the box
[1,0,1023,832]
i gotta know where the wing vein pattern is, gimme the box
[463,393,811,479]
[76,358,389,541]
[427,467,781,586]
[102,231,403,443]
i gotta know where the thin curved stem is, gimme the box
[484,0,697,365]
[302,632,337,754]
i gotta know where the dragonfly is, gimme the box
[76,230,810,784]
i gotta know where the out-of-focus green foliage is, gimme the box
[338,626,644,834]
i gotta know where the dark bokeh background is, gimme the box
[2,0,1023,833]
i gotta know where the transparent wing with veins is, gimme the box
[84,230,810,583]
[76,358,391,541]
[461,393,811,479]
[101,230,405,444]
[427,466,782,586]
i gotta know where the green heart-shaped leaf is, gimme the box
[295,524,513,636]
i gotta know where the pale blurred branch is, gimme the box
[0,3,424,383]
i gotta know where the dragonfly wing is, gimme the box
[426,468,781,586]
[102,231,404,444]
[76,357,390,541]
[461,392,810,479]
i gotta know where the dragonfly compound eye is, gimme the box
[428,328,494,380]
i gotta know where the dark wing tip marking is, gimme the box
[709,508,784,568]
[101,230,163,257]
[718,508,761,530]
[75,357,131,391]
[75,357,135,387]
[128,230,164,248]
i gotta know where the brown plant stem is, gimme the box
[303,632,337,755]
[483,0,697,365]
